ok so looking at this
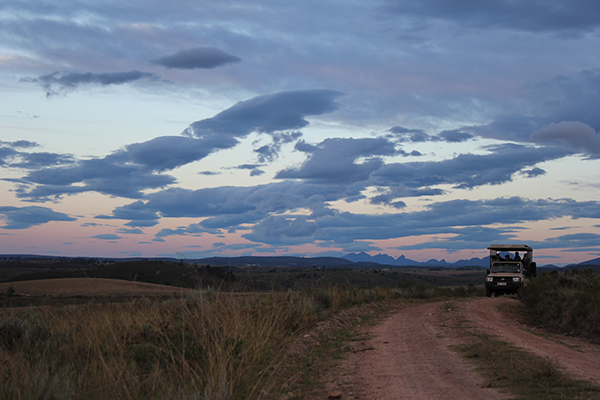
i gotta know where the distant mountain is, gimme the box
[577,257,600,266]
[194,256,352,268]
[343,252,419,266]
[342,252,489,268]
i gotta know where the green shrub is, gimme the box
[522,269,600,342]
[313,288,334,310]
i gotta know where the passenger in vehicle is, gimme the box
[514,251,521,261]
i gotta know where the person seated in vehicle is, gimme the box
[504,254,511,260]
[522,253,530,271]
[514,251,521,261]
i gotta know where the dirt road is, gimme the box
[338,297,600,399]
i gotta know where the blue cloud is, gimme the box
[25,70,158,97]
[92,234,123,240]
[0,206,76,229]
[183,90,343,138]
[150,47,241,69]
[383,0,600,35]
[276,137,398,184]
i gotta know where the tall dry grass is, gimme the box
[0,284,480,399]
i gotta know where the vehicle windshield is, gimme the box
[491,263,521,273]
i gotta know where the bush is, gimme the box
[522,269,600,342]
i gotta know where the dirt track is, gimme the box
[339,297,600,399]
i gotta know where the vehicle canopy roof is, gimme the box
[487,244,532,252]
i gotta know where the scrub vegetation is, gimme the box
[0,284,480,400]
[521,268,600,343]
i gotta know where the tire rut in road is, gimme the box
[341,301,507,400]
[462,297,600,385]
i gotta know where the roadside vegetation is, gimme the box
[455,333,600,400]
[0,284,480,400]
[521,268,600,343]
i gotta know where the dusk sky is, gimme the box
[2,0,600,265]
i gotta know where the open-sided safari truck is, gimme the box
[485,244,537,298]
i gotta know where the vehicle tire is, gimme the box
[531,262,537,278]
[517,287,524,300]
[485,287,492,297]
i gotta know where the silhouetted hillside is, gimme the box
[3,260,234,289]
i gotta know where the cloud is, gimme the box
[532,233,600,249]
[372,143,568,191]
[97,180,358,233]
[254,131,303,162]
[100,169,600,249]
[467,114,550,143]
[0,147,18,167]
[295,140,318,153]
[12,90,342,200]
[94,141,571,234]
[0,141,75,170]
[0,206,76,229]
[1,140,38,149]
[154,223,220,241]
[393,226,522,251]
[95,201,160,227]
[183,89,343,139]
[276,137,398,184]
[91,234,123,240]
[527,69,600,130]
[531,121,600,158]
[388,127,433,142]
[308,196,600,248]
[243,215,324,245]
[238,196,599,248]
[117,228,144,234]
[236,164,263,170]
[521,167,546,178]
[383,0,600,35]
[149,47,241,69]
[20,156,176,200]
[10,152,76,169]
[437,129,474,143]
[25,70,157,97]
[124,136,216,172]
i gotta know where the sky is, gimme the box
[1,0,600,265]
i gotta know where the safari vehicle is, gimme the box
[485,244,537,298]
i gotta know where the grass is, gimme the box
[0,286,475,400]
[0,282,483,399]
[454,333,600,399]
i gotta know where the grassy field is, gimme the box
[4,266,596,399]
[0,277,482,400]
[0,278,194,297]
